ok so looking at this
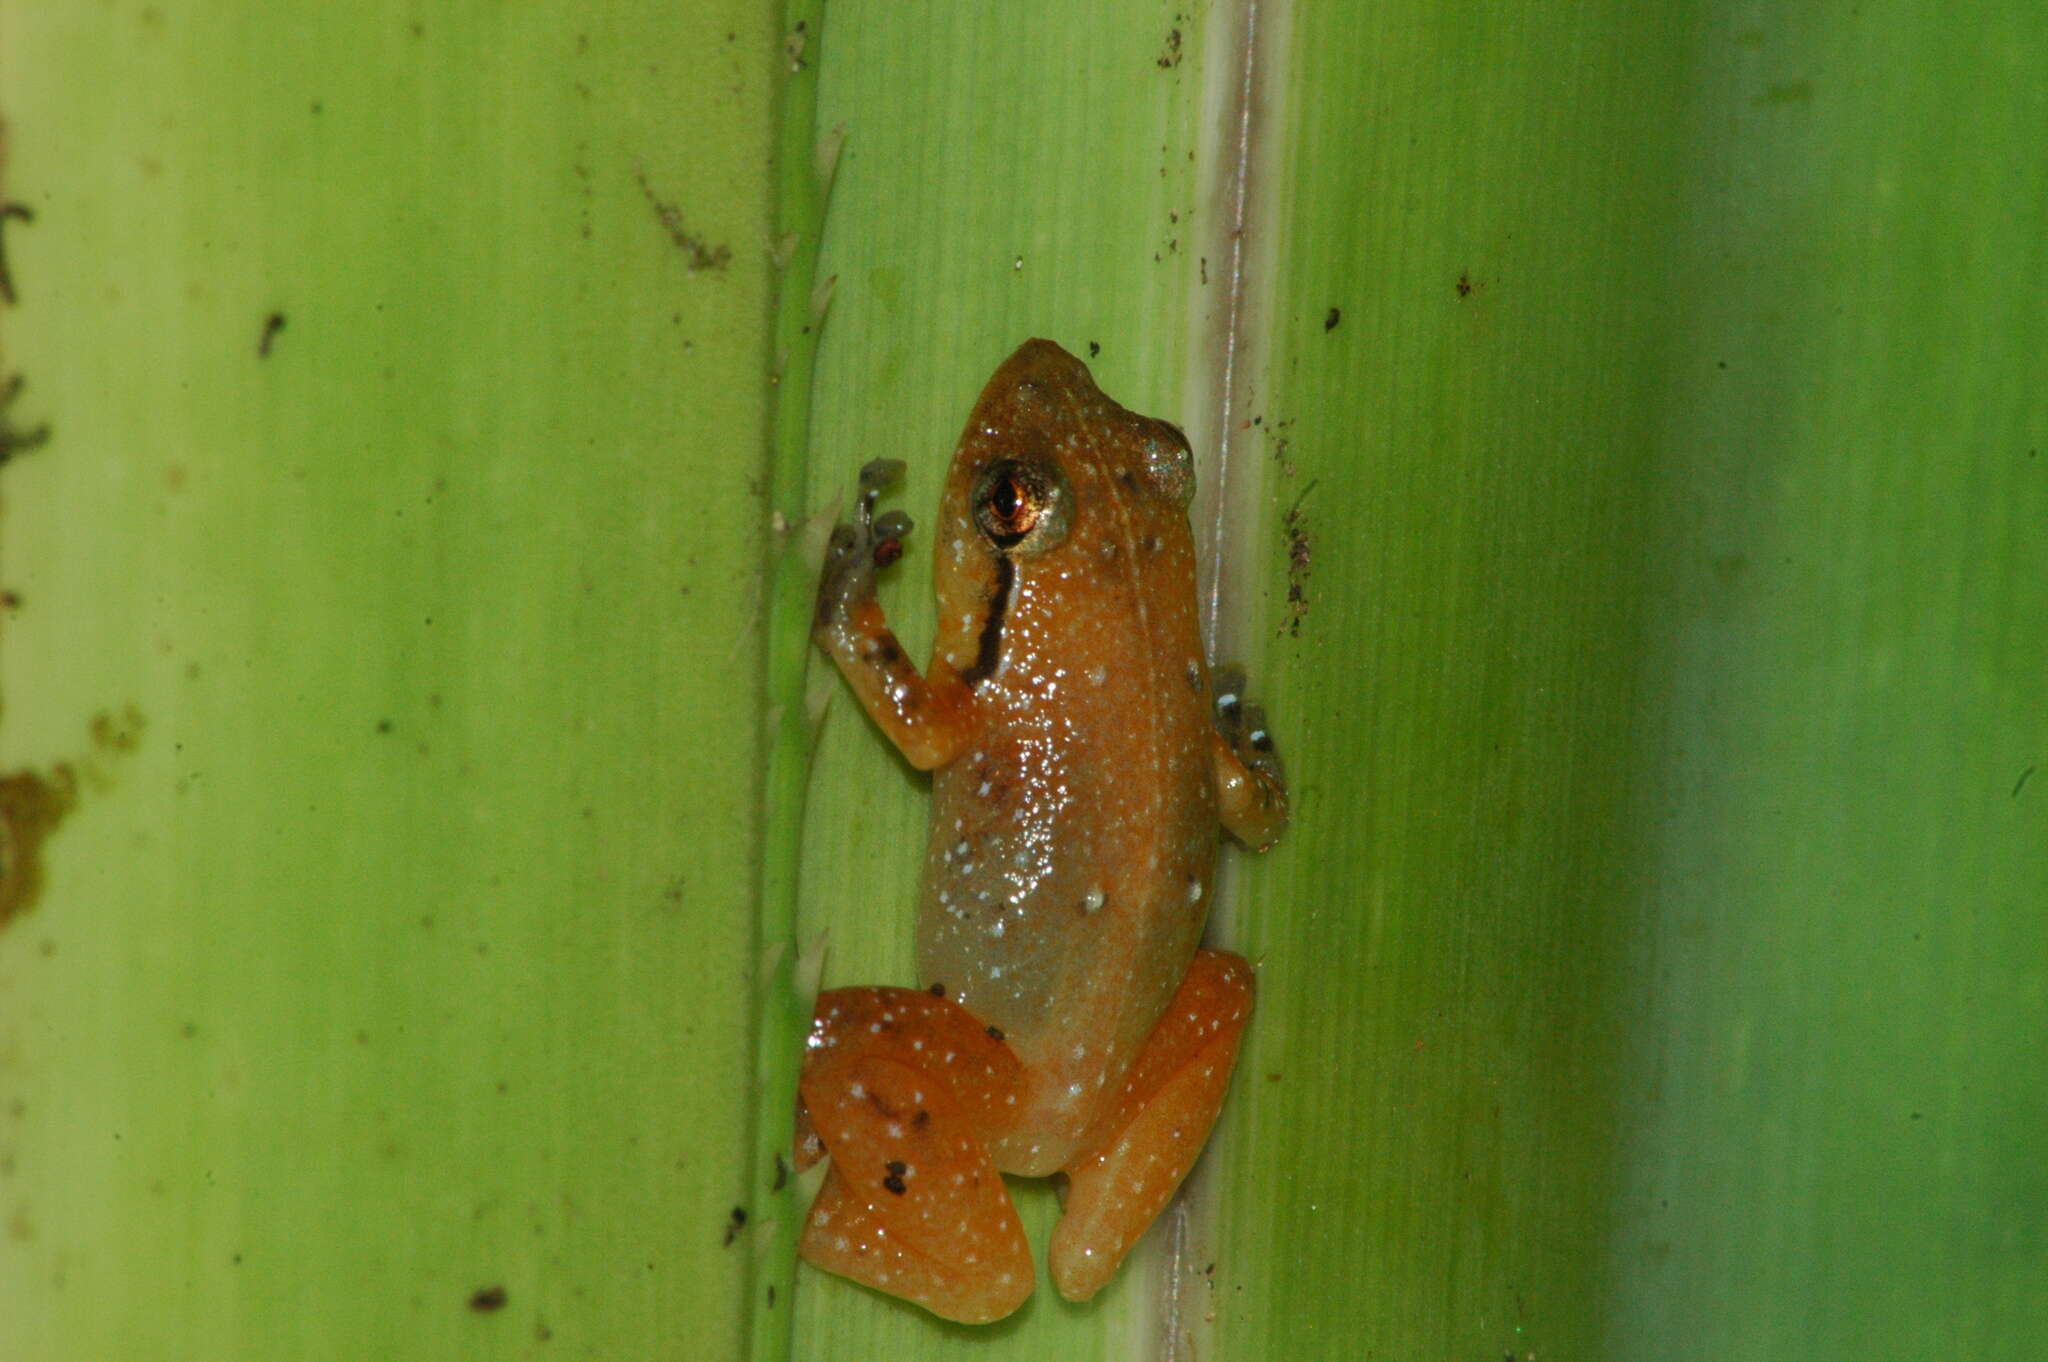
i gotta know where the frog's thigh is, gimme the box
[798,990,1034,1324]
[1048,949,1254,1303]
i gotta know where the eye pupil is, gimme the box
[994,477,1023,521]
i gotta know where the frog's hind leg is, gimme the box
[797,987,1035,1324]
[1048,949,1254,1302]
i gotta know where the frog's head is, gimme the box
[932,340,1199,683]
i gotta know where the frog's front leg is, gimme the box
[796,986,1036,1323]
[814,460,978,770]
[1208,666,1290,851]
[1048,949,1255,1302]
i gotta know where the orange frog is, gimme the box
[798,339,1288,1323]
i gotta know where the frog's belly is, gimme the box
[918,760,1216,1174]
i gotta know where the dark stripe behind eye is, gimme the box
[960,556,1013,687]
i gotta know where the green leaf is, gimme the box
[5,2,2042,1360]
[2,4,768,1356]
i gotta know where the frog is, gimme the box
[796,338,1288,1323]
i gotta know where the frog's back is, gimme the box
[914,341,1219,1167]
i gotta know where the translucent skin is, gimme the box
[802,340,1286,1323]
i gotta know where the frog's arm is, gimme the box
[1208,666,1289,851]
[813,460,978,770]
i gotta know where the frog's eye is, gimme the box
[1141,423,1195,508]
[972,459,1069,555]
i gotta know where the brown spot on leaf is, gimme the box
[0,371,50,464]
[0,765,78,931]
[0,199,32,307]
[90,705,145,754]
[1282,482,1317,637]
[636,169,731,271]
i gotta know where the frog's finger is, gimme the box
[872,509,914,544]
[1240,702,1282,777]
[1210,664,1247,727]
[858,457,906,491]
